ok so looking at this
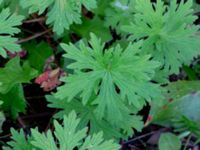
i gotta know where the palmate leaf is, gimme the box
[20,0,97,35]
[47,95,143,139]
[31,111,119,150]
[0,8,24,57]
[55,33,161,125]
[122,0,200,74]
[3,128,33,150]
[4,111,119,150]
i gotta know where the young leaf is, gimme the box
[122,0,200,74]
[0,8,24,57]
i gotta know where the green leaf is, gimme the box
[0,57,38,94]
[31,129,58,150]
[192,0,200,13]
[94,0,111,16]
[47,95,143,139]
[176,92,200,123]
[0,8,24,57]
[122,0,200,74]
[105,0,135,32]
[46,0,81,35]
[0,0,29,16]
[80,0,97,10]
[55,33,161,125]
[183,65,198,80]
[0,84,26,118]
[165,80,200,100]
[31,111,119,150]
[21,0,97,35]
[23,41,53,72]
[173,116,200,138]
[79,132,118,150]
[20,0,54,15]
[159,133,181,150]
[150,81,200,126]
[72,17,112,42]
[3,128,33,150]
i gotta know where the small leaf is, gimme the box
[72,17,112,42]
[159,133,181,150]
[0,57,38,94]
[23,41,53,72]
[3,128,33,150]
[0,84,26,118]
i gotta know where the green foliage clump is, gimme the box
[122,0,200,74]
[3,111,119,150]
[52,33,161,138]
[0,0,200,149]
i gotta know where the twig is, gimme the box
[123,131,157,145]
[183,134,192,150]
[17,117,26,129]
[17,29,51,44]
[23,17,46,24]
[25,95,45,100]
[20,112,53,120]
[0,133,11,139]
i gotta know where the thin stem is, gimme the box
[17,29,51,44]
[183,134,192,150]
[23,17,46,23]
